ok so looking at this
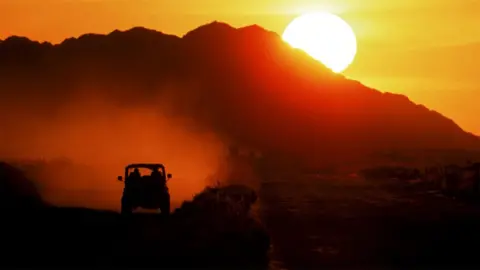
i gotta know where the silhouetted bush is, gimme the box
[0,161,45,210]
[431,163,480,201]
[162,184,269,266]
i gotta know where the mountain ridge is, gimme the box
[1,21,479,166]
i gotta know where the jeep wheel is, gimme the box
[121,204,133,215]
[160,196,170,216]
[121,198,133,215]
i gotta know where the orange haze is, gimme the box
[0,85,229,211]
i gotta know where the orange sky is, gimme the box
[1,0,479,135]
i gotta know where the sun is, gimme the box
[282,12,357,73]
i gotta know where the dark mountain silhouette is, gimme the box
[1,22,479,167]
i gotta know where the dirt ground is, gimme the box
[259,174,480,270]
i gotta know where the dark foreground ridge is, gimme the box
[260,171,480,270]
[0,162,270,268]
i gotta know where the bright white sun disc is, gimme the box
[282,12,357,73]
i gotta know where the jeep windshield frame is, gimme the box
[124,163,166,180]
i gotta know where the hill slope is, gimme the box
[1,22,479,166]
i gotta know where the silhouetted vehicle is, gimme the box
[117,163,172,215]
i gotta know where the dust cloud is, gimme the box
[0,84,230,211]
